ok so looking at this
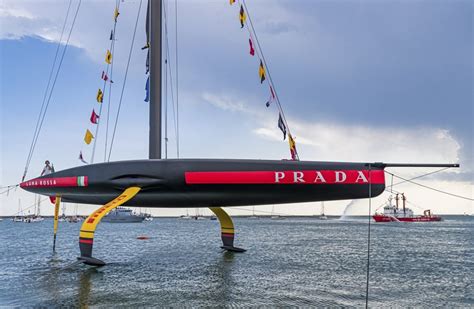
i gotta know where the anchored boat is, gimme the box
[373,193,442,222]
[102,207,146,223]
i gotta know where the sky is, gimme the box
[0,0,472,217]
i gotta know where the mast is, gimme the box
[402,193,406,215]
[148,0,162,159]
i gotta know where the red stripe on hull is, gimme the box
[373,215,442,222]
[20,176,88,188]
[185,170,385,185]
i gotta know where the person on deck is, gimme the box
[41,160,55,176]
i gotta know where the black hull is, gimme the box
[20,159,385,207]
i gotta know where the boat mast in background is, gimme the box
[148,0,162,159]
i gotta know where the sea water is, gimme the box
[0,216,472,307]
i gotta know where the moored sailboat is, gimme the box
[318,202,328,220]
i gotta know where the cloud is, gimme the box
[260,20,298,35]
[0,4,60,42]
[0,5,35,20]
[0,1,147,64]
[204,91,465,182]
[201,92,247,113]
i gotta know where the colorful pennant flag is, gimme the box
[266,85,276,107]
[105,49,112,64]
[278,113,287,140]
[289,134,298,160]
[96,88,103,103]
[84,129,94,145]
[146,51,150,74]
[101,71,109,81]
[114,7,120,22]
[90,109,99,124]
[79,151,88,164]
[144,76,150,102]
[258,60,266,83]
[249,38,255,56]
[239,5,246,28]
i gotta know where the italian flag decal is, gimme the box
[77,176,87,187]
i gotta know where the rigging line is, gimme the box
[240,4,276,110]
[374,200,389,212]
[10,198,50,217]
[105,0,121,162]
[0,186,19,196]
[365,165,372,309]
[175,0,180,158]
[241,0,299,159]
[22,0,74,181]
[104,49,115,162]
[226,207,292,216]
[167,44,178,152]
[241,18,293,149]
[27,0,81,169]
[26,0,82,174]
[390,173,394,193]
[387,167,450,187]
[163,0,178,156]
[405,200,427,212]
[90,44,112,163]
[384,188,402,195]
[383,188,441,212]
[163,0,170,159]
[24,0,73,175]
[385,171,473,201]
[164,11,168,159]
[91,0,122,163]
[108,0,143,161]
[0,184,19,190]
[242,0,300,160]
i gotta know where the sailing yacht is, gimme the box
[24,195,44,223]
[249,206,258,219]
[16,0,459,266]
[270,205,285,220]
[12,199,24,222]
[67,204,83,223]
[179,209,192,219]
[193,208,206,220]
[58,202,67,222]
[318,202,328,220]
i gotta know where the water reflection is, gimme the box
[1,217,472,307]
[77,268,99,308]
[208,251,236,305]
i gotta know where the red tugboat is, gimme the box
[373,193,442,222]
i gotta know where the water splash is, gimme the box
[339,200,359,221]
